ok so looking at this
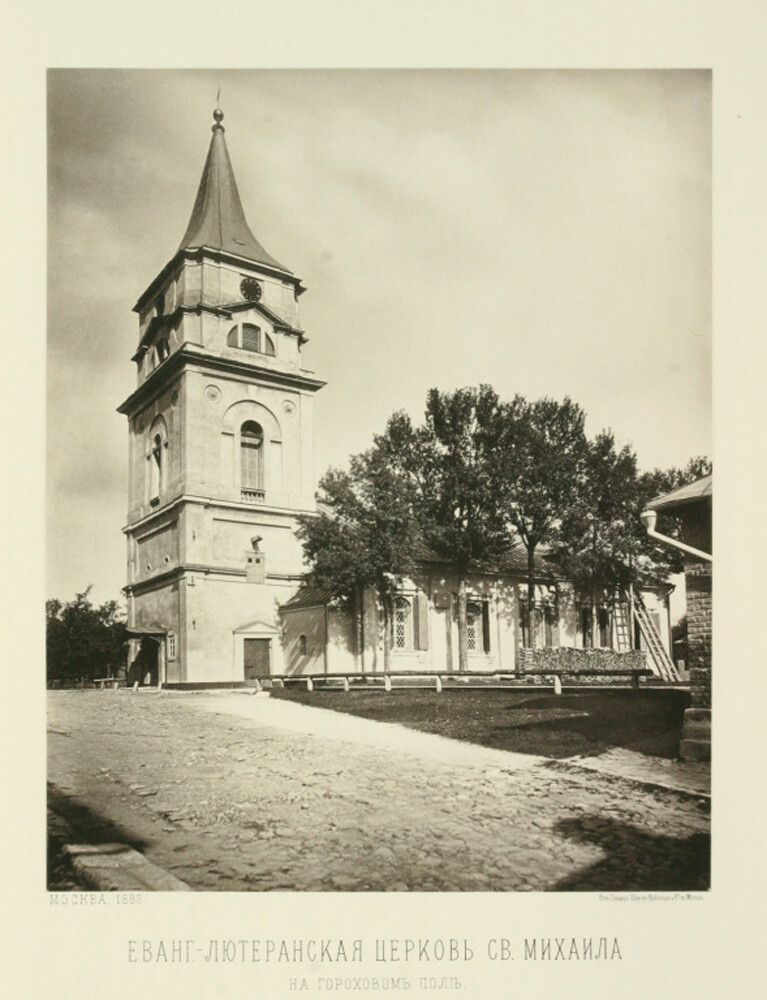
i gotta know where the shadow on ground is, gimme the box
[551,815,710,891]
[47,782,151,890]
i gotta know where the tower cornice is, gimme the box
[133,246,304,316]
[132,299,307,361]
[117,343,325,416]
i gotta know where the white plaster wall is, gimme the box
[182,574,296,683]
[181,370,314,511]
[130,581,182,684]
[327,609,358,674]
[282,607,326,675]
[355,572,519,674]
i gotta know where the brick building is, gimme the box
[647,475,712,760]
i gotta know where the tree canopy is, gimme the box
[299,384,711,658]
[46,588,127,683]
[380,386,510,671]
[296,443,420,669]
[496,395,589,633]
[551,442,711,646]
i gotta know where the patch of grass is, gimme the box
[271,688,690,760]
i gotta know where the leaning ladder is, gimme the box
[633,594,681,682]
[613,596,633,652]
[613,589,680,682]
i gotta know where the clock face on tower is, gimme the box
[240,277,262,302]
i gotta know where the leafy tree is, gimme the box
[496,396,588,645]
[381,386,508,672]
[46,588,127,683]
[297,444,420,671]
[554,441,711,643]
[552,430,640,642]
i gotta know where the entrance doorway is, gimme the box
[244,638,271,683]
[127,638,160,686]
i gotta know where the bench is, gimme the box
[94,677,125,690]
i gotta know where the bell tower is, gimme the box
[119,108,325,686]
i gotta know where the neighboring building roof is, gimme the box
[307,505,555,581]
[176,110,290,274]
[281,543,555,614]
[648,474,712,512]
[413,538,554,578]
[281,585,338,611]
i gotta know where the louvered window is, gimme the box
[242,324,261,352]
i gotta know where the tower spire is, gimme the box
[176,107,289,273]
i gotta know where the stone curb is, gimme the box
[49,808,190,892]
[62,843,191,892]
[543,759,711,803]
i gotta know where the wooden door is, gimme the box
[244,638,271,681]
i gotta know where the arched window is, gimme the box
[226,323,275,356]
[150,433,163,500]
[240,421,264,491]
[394,596,413,650]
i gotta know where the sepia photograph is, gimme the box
[45,68,713,896]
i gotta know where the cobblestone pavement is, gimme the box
[47,690,710,892]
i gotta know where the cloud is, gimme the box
[47,69,711,599]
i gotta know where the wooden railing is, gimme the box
[254,667,655,695]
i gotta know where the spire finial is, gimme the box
[212,89,224,131]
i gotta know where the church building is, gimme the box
[119,108,324,687]
[119,108,673,687]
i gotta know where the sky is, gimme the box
[47,69,711,605]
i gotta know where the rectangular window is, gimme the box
[167,632,176,660]
[598,607,611,648]
[466,605,478,651]
[467,601,490,653]
[241,441,262,489]
[394,596,413,649]
[544,607,554,647]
